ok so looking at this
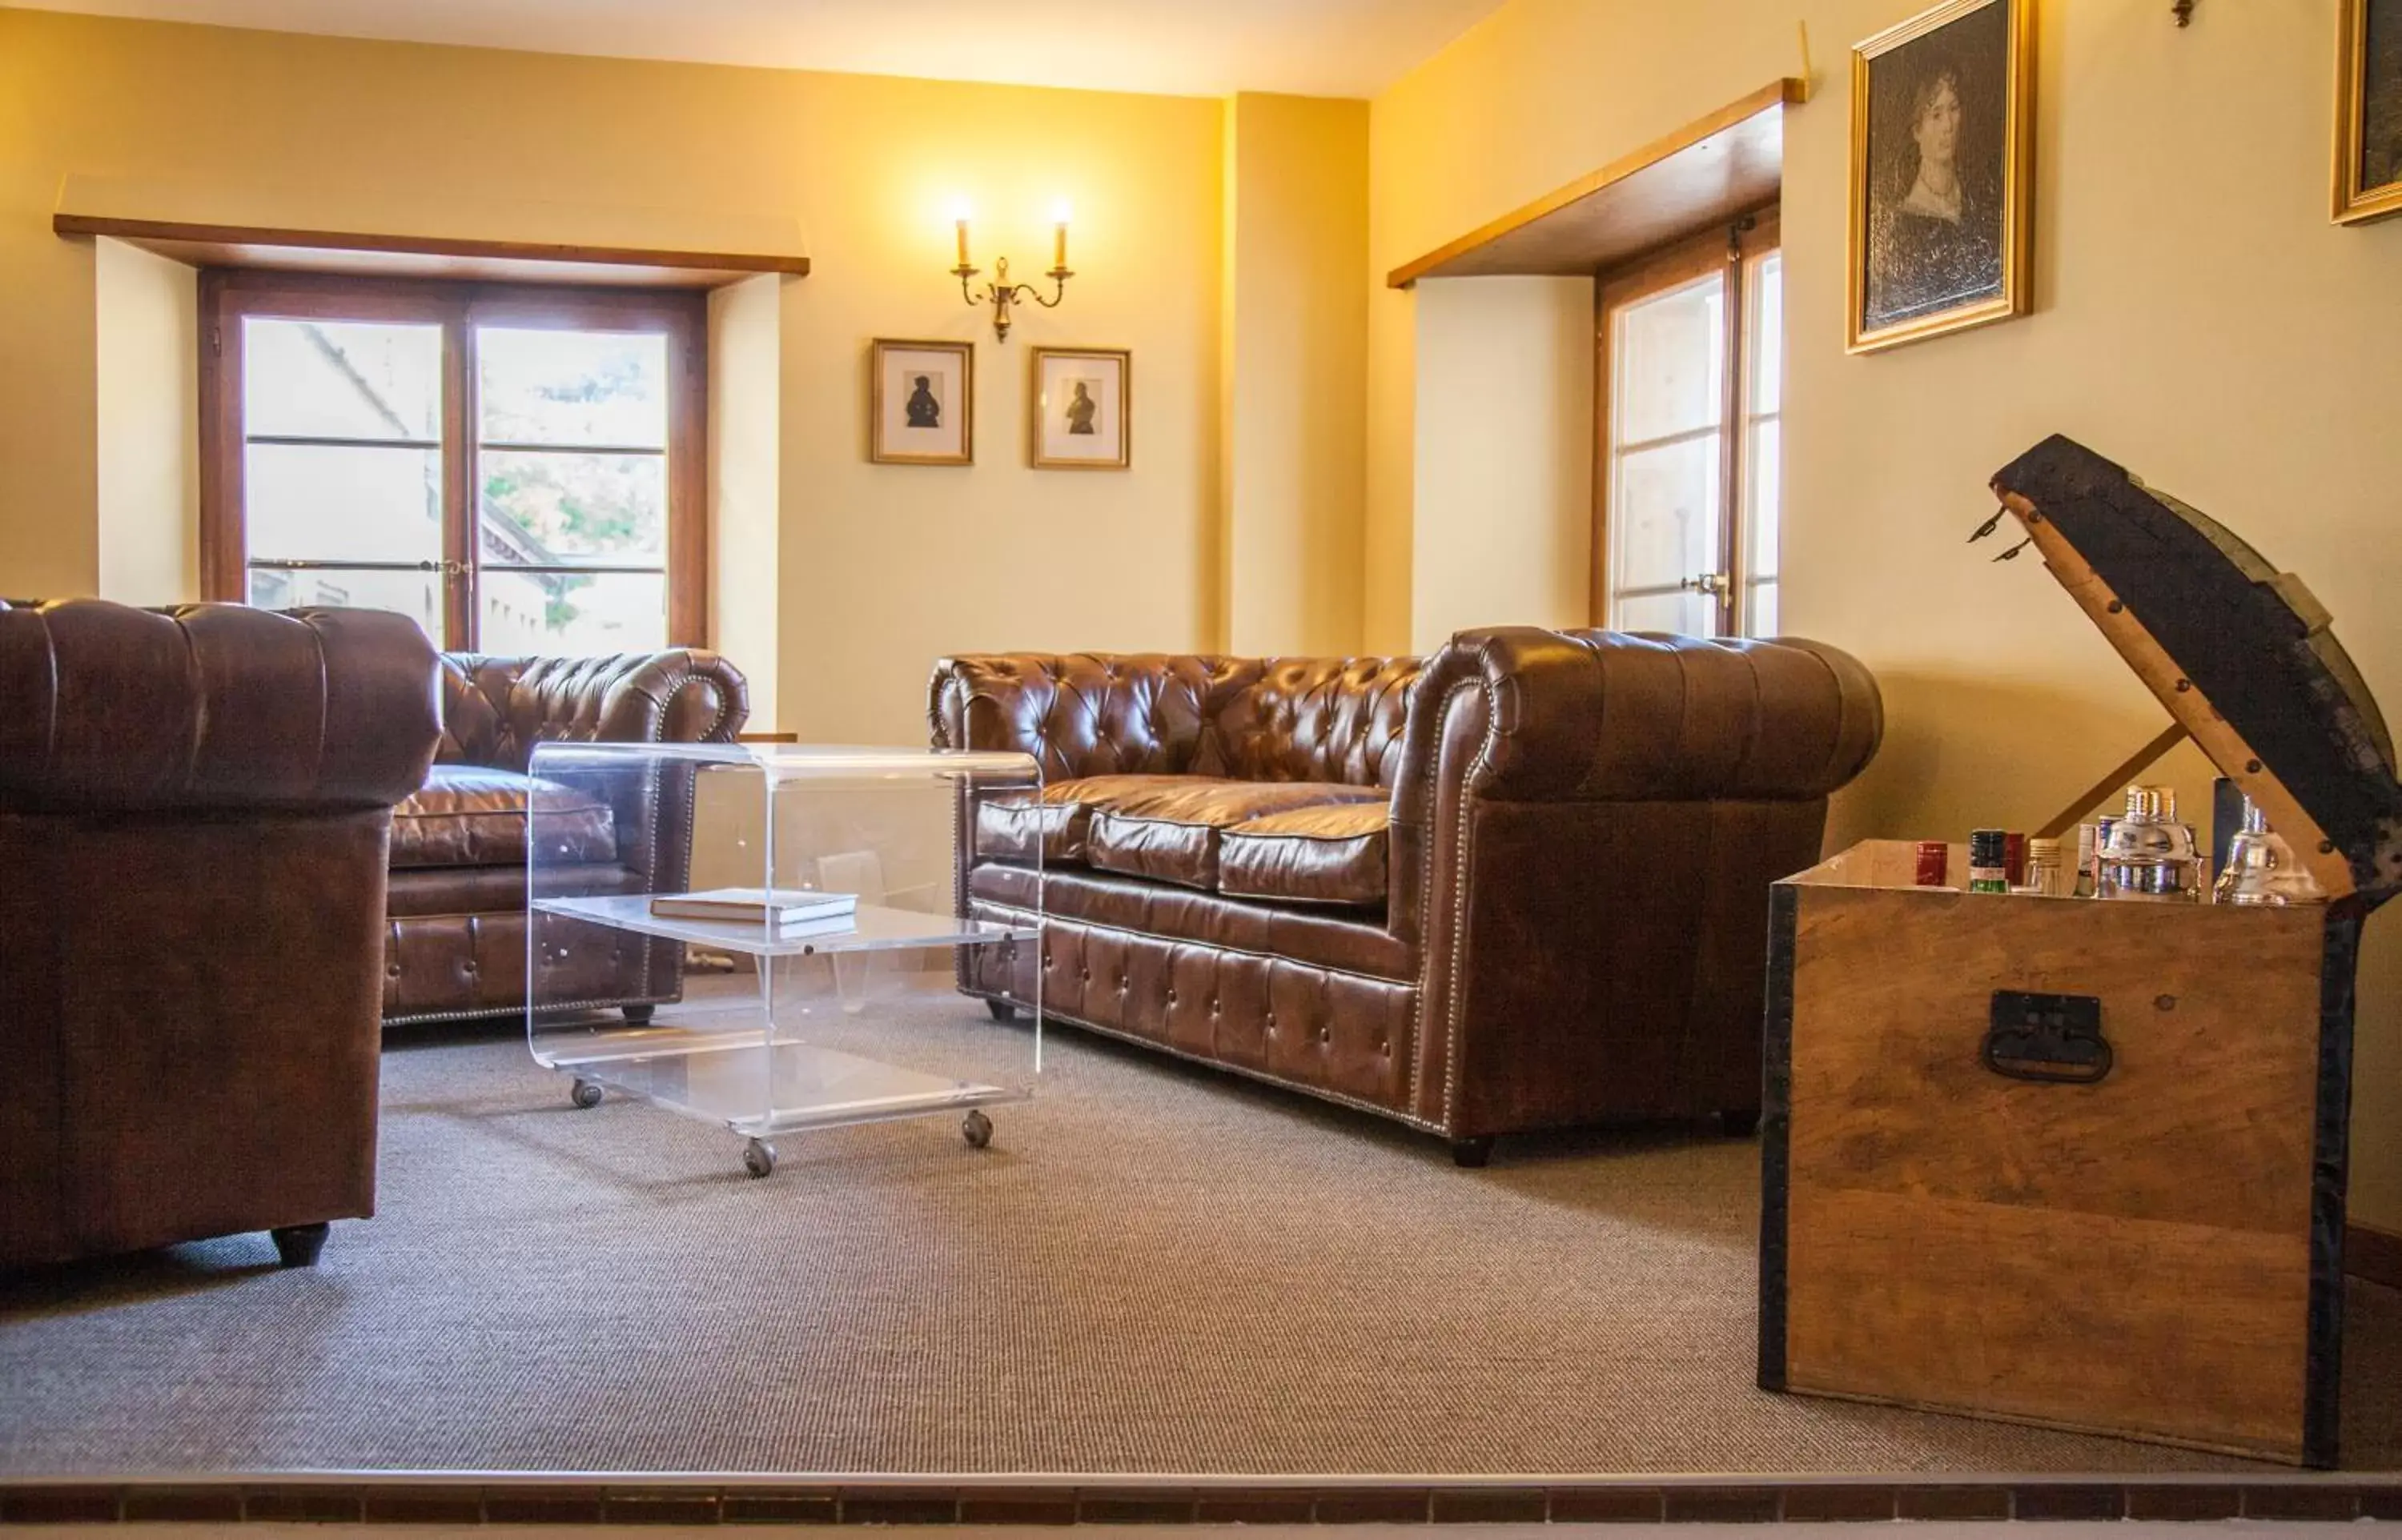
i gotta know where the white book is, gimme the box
[648,888,858,926]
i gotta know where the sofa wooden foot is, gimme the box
[271,1222,329,1269]
[986,998,1022,1023]
[623,1004,656,1025]
[1721,1109,1761,1137]
[1450,1137,1495,1169]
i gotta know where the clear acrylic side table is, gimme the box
[525,743,1042,1177]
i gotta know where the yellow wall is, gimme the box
[0,6,1223,747]
[706,273,784,730]
[1408,275,1592,652]
[93,236,199,607]
[1371,0,2402,1227]
[1219,92,1369,657]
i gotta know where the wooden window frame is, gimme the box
[199,269,708,650]
[1590,205,1779,637]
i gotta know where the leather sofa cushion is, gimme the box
[974,774,1380,875]
[1082,776,1383,890]
[391,764,617,869]
[970,775,1175,865]
[974,793,1090,864]
[1217,802,1389,907]
[388,860,640,917]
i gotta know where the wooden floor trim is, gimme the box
[4,1474,2400,1525]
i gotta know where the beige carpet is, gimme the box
[2,986,2396,1476]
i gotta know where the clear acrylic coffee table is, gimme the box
[524,743,1042,1177]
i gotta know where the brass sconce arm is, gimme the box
[954,254,1074,341]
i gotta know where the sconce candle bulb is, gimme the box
[950,199,973,267]
[950,201,1075,341]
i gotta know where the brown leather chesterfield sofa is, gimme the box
[1,600,440,1269]
[933,628,1881,1164]
[382,651,748,1026]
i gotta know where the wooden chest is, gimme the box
[1757,436,2402,1467]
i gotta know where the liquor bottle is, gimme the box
[2073,824,2099,899]
[1968,829,2010,894]
[2213,796,2327,906]
[2020,836,2064,897]
[2095,786,2202,902]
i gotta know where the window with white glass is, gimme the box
[199,273,705,651]
[1595,211,1781,639]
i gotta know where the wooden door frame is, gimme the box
[1589,203,1780,632]
[198,269,709,648]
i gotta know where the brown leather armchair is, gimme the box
[933,628,1882,1163]
[0,600,439,1269]
[381,651,749,1026]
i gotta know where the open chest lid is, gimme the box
[1990,434,2402,909]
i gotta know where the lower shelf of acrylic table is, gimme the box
[532,894,1039,958]
[537,1014,1028,1137]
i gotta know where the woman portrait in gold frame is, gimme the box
[1846,0,2034,355]
[2335,0,2402,225]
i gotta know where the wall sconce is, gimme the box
[951,200,1073,341]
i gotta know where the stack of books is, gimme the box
[647,888,858,936]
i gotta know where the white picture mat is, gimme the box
[878,347,968,459]
[1036,353,1125,463]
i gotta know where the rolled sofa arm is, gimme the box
[1392,628,1882,818]
[0,599,440,814]
[438,650,749,767]
[928,652,1250,781]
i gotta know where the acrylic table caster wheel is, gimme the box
[743,1137,777,1179]
[962,1109,994,1149]
[570,1078,604,1110]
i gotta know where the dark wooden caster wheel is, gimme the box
[743,1137,777,1178]
[962,1109,994,1149]
[570,1077,604,1109]
[271,1222,329,1269]
[623,1004,657,1025]
[986,999,1022,1023]
[1449,1136,1495,1169]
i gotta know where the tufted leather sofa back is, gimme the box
[930,652,1424,789]
[0,599,438,813]
[437,651,747,772]
[1193,656,1423,788]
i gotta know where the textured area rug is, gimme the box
[3,988,2397,1475]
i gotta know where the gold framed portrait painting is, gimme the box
[870,339,973,465]
[2336,0,2402,225]
[1847,0,2034,355]
[1030,347,1129,470]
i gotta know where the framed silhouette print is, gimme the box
[1030,347,1129,470]
[870,339,973,465]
